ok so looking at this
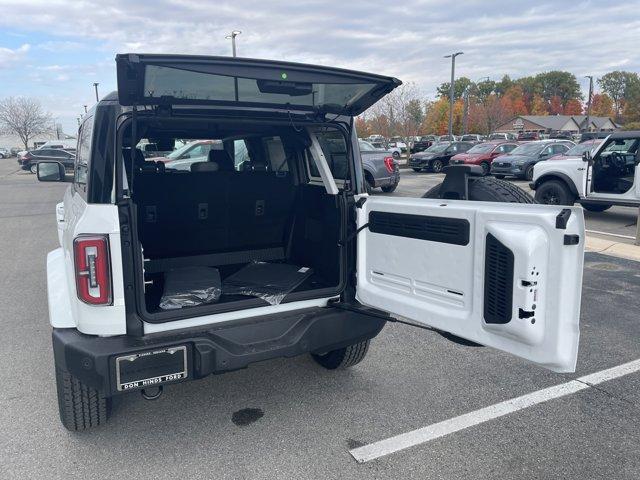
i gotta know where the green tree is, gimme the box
[494,75,514,96]
[622,74,640,124]
[599,71,639,117]
[535,71,582,105]
[437,77,473,100]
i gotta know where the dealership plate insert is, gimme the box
[115,346,188,391]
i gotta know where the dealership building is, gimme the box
[494,115,619,134]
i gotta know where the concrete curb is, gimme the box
[585,235,640,262]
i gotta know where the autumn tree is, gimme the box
[503,86,528,115]
[0,97,52,150]
[355,116,372,138]
[598,71,636,117]
[622,74,640,124]
[530,95,548,115]
[563,99,583,115]
[589,93,615,117]
[372,82,424,145]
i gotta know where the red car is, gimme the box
[449,141,519,175]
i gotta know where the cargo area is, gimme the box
[122,117,347,318]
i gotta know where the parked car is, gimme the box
[358,140,400,193]
[549,131,574,140]
[410,135,436,153]
[488,132,517,141]
[19,148,75,173]
[37,140,77,150]
[437,134,458,142]
[517,132,540,142]
[449,141,519,175]
[490,140,574,180]
[548,139,602,161]
[579,131,612,142]
[0,147,9,158]
[532,131,639,212]
[151,139,221,170]
[408,141,475,172]
[10,147,21,156]
[388,137,407,153]
[37,53,584,431]
[460,134,483,142]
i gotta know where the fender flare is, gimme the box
[533,172,579,198]
[47,248,75,328]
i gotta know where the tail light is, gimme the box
[74,235,112,305]
[383,156,395,173]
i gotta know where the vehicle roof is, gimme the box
[609,131,640,139]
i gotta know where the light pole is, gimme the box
[584,75,594,133]
[444,52,463,138]
[93,83,99,102]
[225,30,242,57]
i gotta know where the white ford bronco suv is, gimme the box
[38,54,585,431]
[532,132,640,210]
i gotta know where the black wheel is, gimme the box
[412,168,422,172]
[29,163,37,174]
[431,159,444,173]
[423,175,534,203]
[582,203,612,212]
[55,368,111,431]
[534,180,574,205]
[392,151,400,159]
[525,164,535,181]
[494,174,505,179]
[311,340,371,370]
[381,183,398,193]
[479,162,490,176]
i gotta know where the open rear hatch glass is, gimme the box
[116,53,401,115]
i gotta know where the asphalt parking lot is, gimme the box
[2,160,640,479]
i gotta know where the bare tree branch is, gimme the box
[0,97,53,150]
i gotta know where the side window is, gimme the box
[309,129,349,181]
[233,139,251,170]
[554,145,568,154]
[263,136,289,172]
[542,146,554,156]
[75,118,93,194]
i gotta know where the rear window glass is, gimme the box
[143,65,376,113]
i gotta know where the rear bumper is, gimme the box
[52,306,386,396]
[374,171,400,187]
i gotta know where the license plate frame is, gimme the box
[115,345,188,392]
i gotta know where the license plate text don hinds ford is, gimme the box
[115,346,188,391]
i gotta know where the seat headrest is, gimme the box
[191,162,220,172]
[208,149,234,171]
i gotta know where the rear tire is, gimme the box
[423,176,534,203]
[582,203,612,212]
[392,151,400,159]
[381,184,398,193]
[55,368,111,431]
[534,180,574,205]
[311,340,371,370]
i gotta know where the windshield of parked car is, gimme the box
[565,141,601,156]
[166,142,196,159]
[510,143,544,155]
[358,140,376,151]
[467,143,495,154]
[425,142,449,153]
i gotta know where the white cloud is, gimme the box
[0,43,30,67]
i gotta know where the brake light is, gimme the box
[383,156,395,173]
[74,235,112,305]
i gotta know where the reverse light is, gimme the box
[383,156,395,173]
[74,235,112,305]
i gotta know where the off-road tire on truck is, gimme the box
[422,175,534,204]
[55,368,111,431]
[534,179,575,206]
[311,340,371,369]
[423,176,533,347]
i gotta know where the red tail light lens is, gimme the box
[74,235,112,305]
[383,156,395,173]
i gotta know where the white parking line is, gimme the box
[350,358,640,463]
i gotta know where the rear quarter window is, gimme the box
[307,129,349,181]
[75,117,94,197]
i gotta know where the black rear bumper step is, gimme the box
[52,306,385,396]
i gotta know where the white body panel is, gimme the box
[356,196,585,373]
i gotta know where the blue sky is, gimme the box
[0,0,639,134]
